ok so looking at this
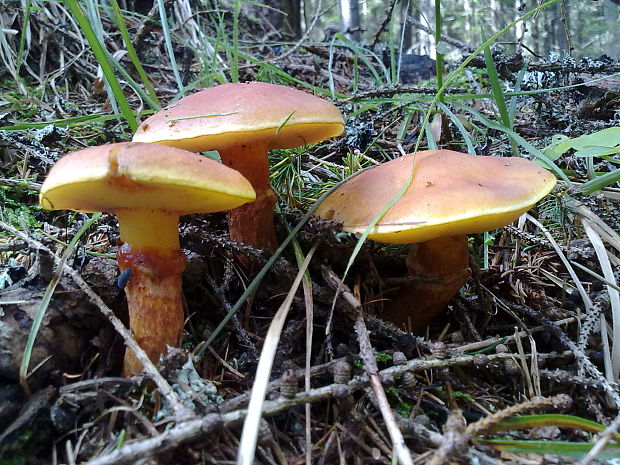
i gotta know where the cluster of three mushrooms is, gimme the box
[41,82,557,375]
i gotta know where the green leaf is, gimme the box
[571,127,620,149]
[543,127,620,160]
[435,40,451,56]
[574,146,620,158]
[542,134,571,160]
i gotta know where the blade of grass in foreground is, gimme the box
[64,0,137,131]
[482,33,518,156]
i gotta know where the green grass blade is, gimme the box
[436,102,476,154]
[331,33,389,86]
[84,0,118,113]
[424,120,438,150]
[108,0,161,107]
[15,0,32,77]
[579,168,620,193]
[453,102,569,182]
[491,414,620,440]
[19,213,101,394]
[156,0,184,90]
[482,38,512,130]
[106,50,162,111]
[64,0,138,131]
[508,61,528,123]
[477,439,620,460]
[231,0,240,83]
[481,31,518,156]
[434,0,443,100]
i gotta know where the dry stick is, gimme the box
[324,269,414,465]
[455,316,578,353]
[0,178,42,191]
[465,394,572,437]
[87,350,520,465]
[0,220,193,422]
[582,218,620,381]
[301,259,315,465]
[355,316,414,465]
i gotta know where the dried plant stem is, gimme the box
[465,394,572,436]
[237,243,318,465]
[456,316,578,353]
[355,314,414,465]
[324,268,413,465]
[0,220,193,422]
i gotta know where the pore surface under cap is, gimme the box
[40,142,256,214]
[132,82,345,151]
[315,150,557,244]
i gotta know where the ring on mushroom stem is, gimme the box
[314,149,557,331]
[132,81,345,255]
[39,142,256,376]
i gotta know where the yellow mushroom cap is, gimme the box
[40,142,256,214]
[132,82,345,151]
[315,150,557,244]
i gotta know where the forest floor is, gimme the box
[1,2,620,464]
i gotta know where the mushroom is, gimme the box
[132,81,345,252]
[314,150,557,330]
[39,142,256,375]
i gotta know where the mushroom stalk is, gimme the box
[116,209,186,376]
[382,235,471,330]
[219,142,278,251]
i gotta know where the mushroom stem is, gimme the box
[383,235,471,331]
[115,209,186,376]
[219,143,278,251]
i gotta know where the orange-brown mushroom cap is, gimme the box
[40,142,256,213]
[131,82,345,151]
[315,150,557,244]
[39,142,256,376]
